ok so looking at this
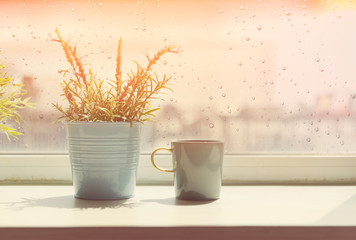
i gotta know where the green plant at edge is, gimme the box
[52,29,179,125]
[0,63,34,140]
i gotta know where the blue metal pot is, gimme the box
[66,122,142,200]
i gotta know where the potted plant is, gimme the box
[0,62,33,140]
[52,29,179,200]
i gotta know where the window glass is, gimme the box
[1,0,356,153]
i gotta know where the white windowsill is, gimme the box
[2,185,356,239]
[2,154,356,238]
[1,185,356,228]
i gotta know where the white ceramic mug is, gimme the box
[151,140,224,200]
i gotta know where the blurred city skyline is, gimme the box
[1,73,355,153]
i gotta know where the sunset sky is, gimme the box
[1,0,356,112]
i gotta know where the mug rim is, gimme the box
[172,140,223,144]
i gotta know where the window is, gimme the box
[1,1,356,184]
[2,0,356,154]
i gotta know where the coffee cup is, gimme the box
[151,140,224,200]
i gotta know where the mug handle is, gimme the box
[151,148,175,173]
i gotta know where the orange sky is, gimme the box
[1,0,356,112]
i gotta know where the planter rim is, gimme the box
[65,121,142,125]
[171,140,224,144]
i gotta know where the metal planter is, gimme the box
[66,122,142,200]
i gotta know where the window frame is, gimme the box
[1,154,356,185]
